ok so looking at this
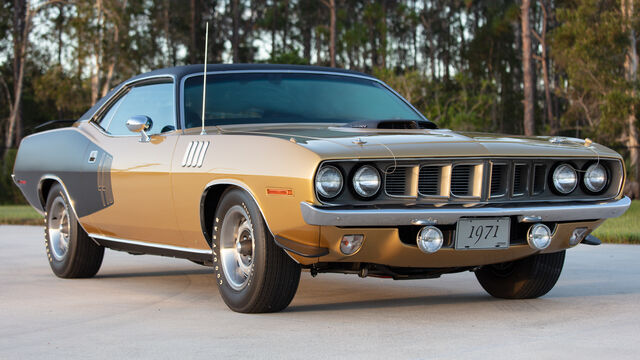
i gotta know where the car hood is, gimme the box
[213,124,621,160]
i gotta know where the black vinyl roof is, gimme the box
[79,64,373,121]
[132,63,372,81]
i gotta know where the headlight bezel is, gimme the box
[581,162,610,194]
[550,162,578,195]
[350,164,382,199]
[315,165,344,200]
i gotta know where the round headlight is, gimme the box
[316,166,343,198]
[552,164,578,194]
[584,163,607,193]
[352,165,381,198]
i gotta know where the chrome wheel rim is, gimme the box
[219,205,255,290]
[48,197,71,261]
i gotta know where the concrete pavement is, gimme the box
[1,225,639,359]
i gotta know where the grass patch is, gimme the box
[0,201,638,244]
[593,200,640,244]
[0,205,43,225]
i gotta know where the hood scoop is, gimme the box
[345,119,437,130]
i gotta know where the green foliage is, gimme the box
[594,200,640,244]
[551,0,633,146]
[0,205,42,225]
[268,50,310,65]
[0,150,26,205]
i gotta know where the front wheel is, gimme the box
[212,188,301,313]
[44,183,104,278]
[474,250,565,299]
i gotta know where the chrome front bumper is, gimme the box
[300,197,631,226]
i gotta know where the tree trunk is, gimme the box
[231,0,240,63]
[321,0,336,67]
[521,0,535,136]
[623,0,640,181]
[302,21,311,61]
[533,1,555,134]
[6,0,27,151]
[56,3,63,65]
[189,0,197,64]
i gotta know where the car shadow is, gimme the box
[96,268,212,279]
[286,293,492,313]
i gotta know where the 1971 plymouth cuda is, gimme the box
[13,64,630,313]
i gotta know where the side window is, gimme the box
[99,95,126,130]
[104,82,175,136]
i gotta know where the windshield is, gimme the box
[182,72,423,128]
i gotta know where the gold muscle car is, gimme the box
[12,64,631,313]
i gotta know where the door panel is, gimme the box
[83,130,183,246]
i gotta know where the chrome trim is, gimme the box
[518,215,543,223]
[89,234,213,255]
[196,141,209,167]
[11,174,17,185]
[300,196,631,226]
[179,69,430,130]
[181,141,194,166]
[189,141,203,166]
[89,74,178,136]
[37,175,94,241]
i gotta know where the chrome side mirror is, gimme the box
[126,115,152,142]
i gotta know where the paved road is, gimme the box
[1,225,639,359]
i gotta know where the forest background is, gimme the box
[1,0,639,204]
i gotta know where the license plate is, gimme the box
[455,217,510,250]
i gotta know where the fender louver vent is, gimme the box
[182,141,210,168]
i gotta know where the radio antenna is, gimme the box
[200,22,209,135]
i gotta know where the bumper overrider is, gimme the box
[283,197,631,268]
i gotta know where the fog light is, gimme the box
[417,226,444,254]
[527,223,552,250]
[569,227,589,246]
[340,234,364,255]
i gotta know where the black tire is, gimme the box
[212,188,301,313]
[44,183,104,278]
[474,250,565,299]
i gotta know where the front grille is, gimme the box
[385,167,407,196]
[533,164,546,194]
[320,157,623,206]
[418,166,440,195]
[491,164,507,197]
[513,164,528,195]
[451,165,473,196]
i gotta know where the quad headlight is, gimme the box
[583,163,608,193]
[552,164,578,194]
[316,166,343,198]
[352,165,381,198]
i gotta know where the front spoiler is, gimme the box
[300,197,631,227]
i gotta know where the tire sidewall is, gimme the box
[212,189,269,312]
[44,184,79,277]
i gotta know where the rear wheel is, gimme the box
[212,188,301,313]
[474,250,565,299]
[44,183,104,278]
